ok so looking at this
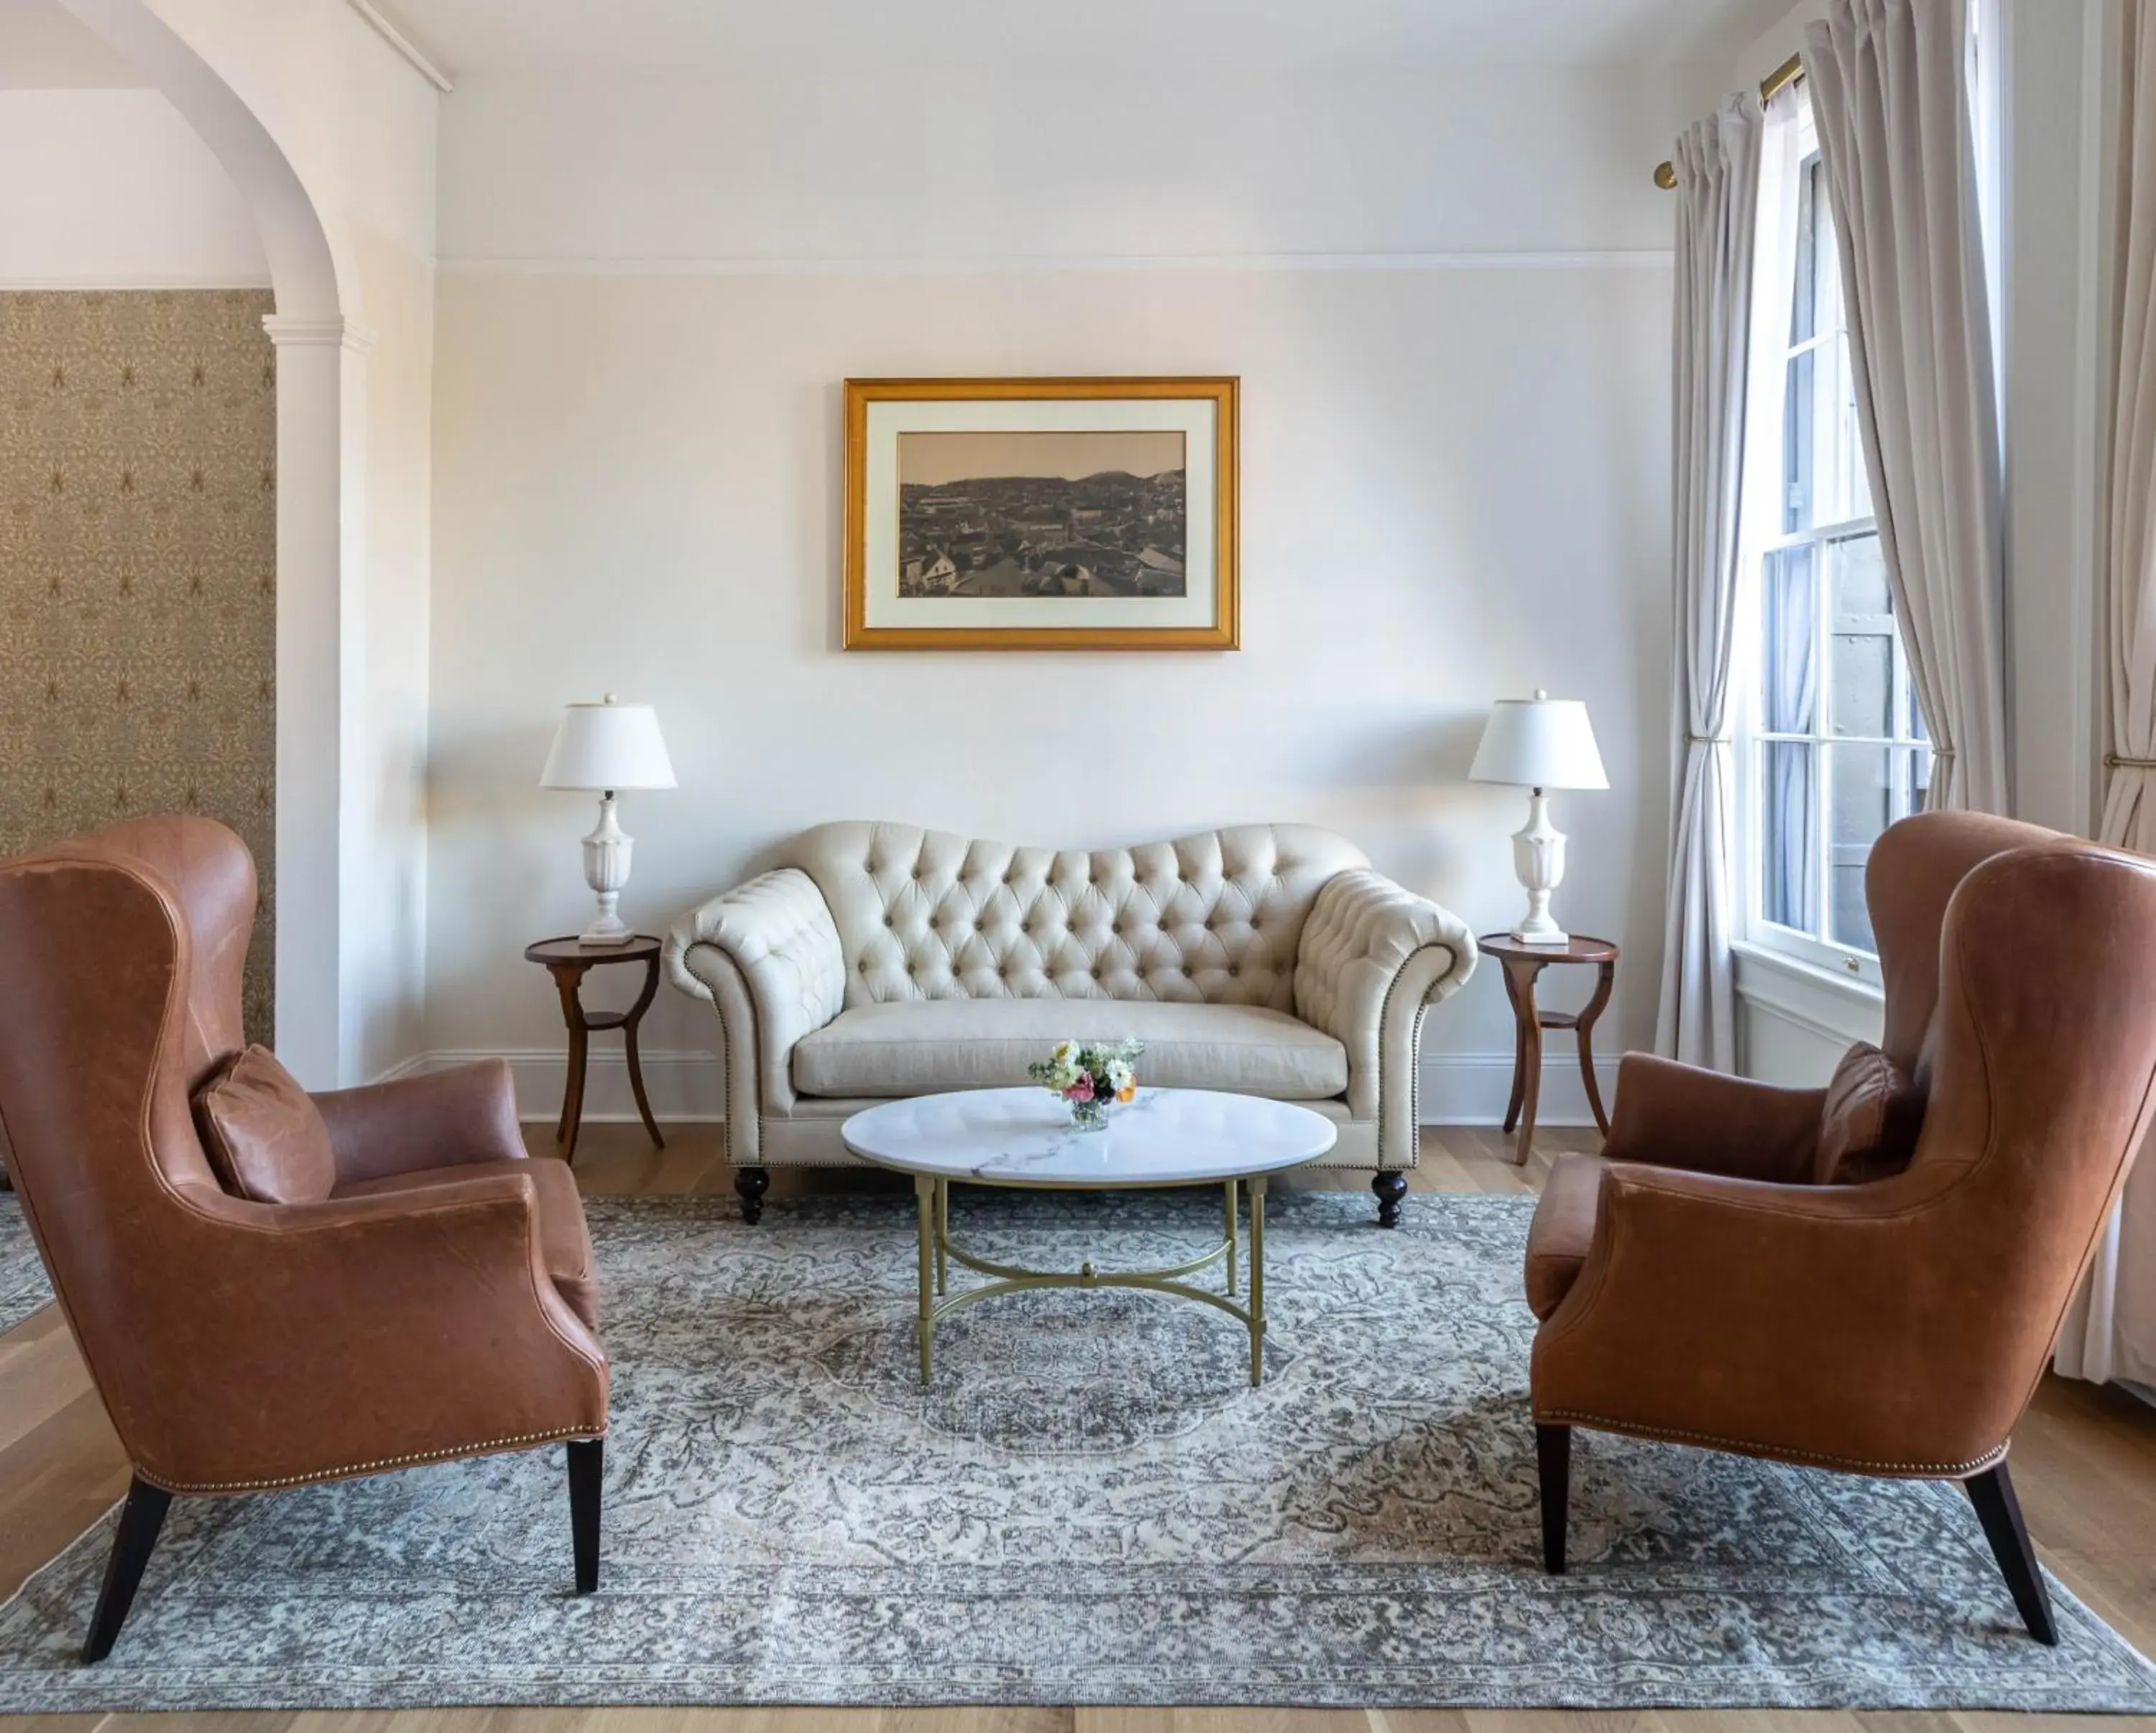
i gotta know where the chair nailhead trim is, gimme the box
[145,1425,608,1494]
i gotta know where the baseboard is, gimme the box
[377,1048,1622,1129]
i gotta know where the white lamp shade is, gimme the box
[540,698,677,791]
[1468,691,1608,790]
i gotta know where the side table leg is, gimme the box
[1248,1173,1268,1387]
[1512,964,1545,1168]
[915,1173,936,1385]
[1576,958,1616,1137]
[561,1021,590,1165]
[624,1021,665,1150]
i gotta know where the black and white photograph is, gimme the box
[896,430,1187,600]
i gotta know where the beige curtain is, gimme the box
[1805,0,2009,815]
[1654,95,1764,1070]
[2059,0,2156,1386]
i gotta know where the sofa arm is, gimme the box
[1294,869,1478,1168]
[314,1058,527,1188]
[664,867,847,1165]
[1602,1052,1827,1184]
[132,1175,609,1492]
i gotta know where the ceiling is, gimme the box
[384,0,1791,77]
[0,0,146,88]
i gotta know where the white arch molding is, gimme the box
[57,0,369,1086]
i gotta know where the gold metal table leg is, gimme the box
[1248,1172,1268,1386]
[935,1178,948,1298]
[915,1173,936,1384]
[1224,1178,1238,1296]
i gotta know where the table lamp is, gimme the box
[540,695,676,947]
[1468,689,1608,946]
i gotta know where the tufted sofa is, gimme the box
[663,822,1478,1224]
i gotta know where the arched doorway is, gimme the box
[47,0,366,1086]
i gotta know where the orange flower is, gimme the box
[1116,1083,1137,1103]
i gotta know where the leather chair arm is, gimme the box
[1531,1158,2013,1476]
[664,868,848,1163]
[313,1058,526,1188]
[1294,870,1478,1163]
[1600,1051,1827,1183]
[126,1175,609,1492]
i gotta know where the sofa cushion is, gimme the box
[334,1157,599,1330]
[1524,1151,1607,1321]
[193,1045,337,1206]
[791,999,1350,1100]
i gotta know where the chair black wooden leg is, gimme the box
[734,1166,770,1226]
[1966,1461,2057,1645]
[82,1475,172,1663]
[1537,1423,1570,1575]
[568,1438,603,1594]
[1372,1170,1409,1229]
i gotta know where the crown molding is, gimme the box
[435,248,1675,280]
[344,0,454,93]
[0,272,273,292]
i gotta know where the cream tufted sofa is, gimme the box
[663,822,1478,1225]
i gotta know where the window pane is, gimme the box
[1761,740,1820,935]
[1831,633,1892,737]
[1823,743,1932,953]
[1783,349,1816,532]
[1762,545,1818,732]
[1790,156,1823,346]
[1830,531,1890,616]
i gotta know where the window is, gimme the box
[1738,98,1930,976]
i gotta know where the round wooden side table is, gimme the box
[1478,933,1618,1167]
[524,935,666,1165]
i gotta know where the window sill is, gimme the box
[1732,939,1885,1050]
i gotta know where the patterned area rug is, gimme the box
[0,1193,52,1334]
[0,1190,2151,1711]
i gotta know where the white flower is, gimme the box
[1051,1040,1081,1068]
[1105,1058,1133,1093]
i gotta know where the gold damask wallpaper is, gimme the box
[0,290,277,1040]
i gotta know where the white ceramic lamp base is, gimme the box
[579,791,637,948]
[1509,789,1572,947]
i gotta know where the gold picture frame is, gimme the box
[842,376,1239,651]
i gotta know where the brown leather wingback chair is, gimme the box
[1524,811,2156,1645]
[0,818,609,1662]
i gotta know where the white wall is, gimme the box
[425,63,1700,1125]
[0,88,267,286]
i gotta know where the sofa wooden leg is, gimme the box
[568,1438,603,1594]
[734,1166,770,1226]
[1372,1170,1408,1229]
[1966,1461,2056,1644]
[1537,1423,1570,1576]
[82,1475,171,1663]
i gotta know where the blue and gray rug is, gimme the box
[0,1189,2150,1711]
[0,1194,50,1334]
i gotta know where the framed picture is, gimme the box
[843,376,1238,651]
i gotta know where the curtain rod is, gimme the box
[1654,52,1806,188]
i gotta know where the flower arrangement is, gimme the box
[1027,1037,1144,1132]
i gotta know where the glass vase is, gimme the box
[1069,1096,1111,1133]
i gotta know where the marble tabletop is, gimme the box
[840,1086,1339,1188]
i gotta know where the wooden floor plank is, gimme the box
[1,1121,2151,1731]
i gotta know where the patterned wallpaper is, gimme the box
[0,290,277,1042]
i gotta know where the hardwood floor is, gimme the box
[3,1122,2153,1733]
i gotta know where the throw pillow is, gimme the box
[1814,1039,1925,1186]
[193,1045,337,1205]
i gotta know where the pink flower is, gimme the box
[1065,1073,1095,1103]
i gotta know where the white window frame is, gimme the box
[1733,96,1929,988]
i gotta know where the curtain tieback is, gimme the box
[1685,733,1733,746]
[2107,753,2156,771]
[1929,747,1957,761]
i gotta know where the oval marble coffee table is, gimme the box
[842,1086,1337,1387]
